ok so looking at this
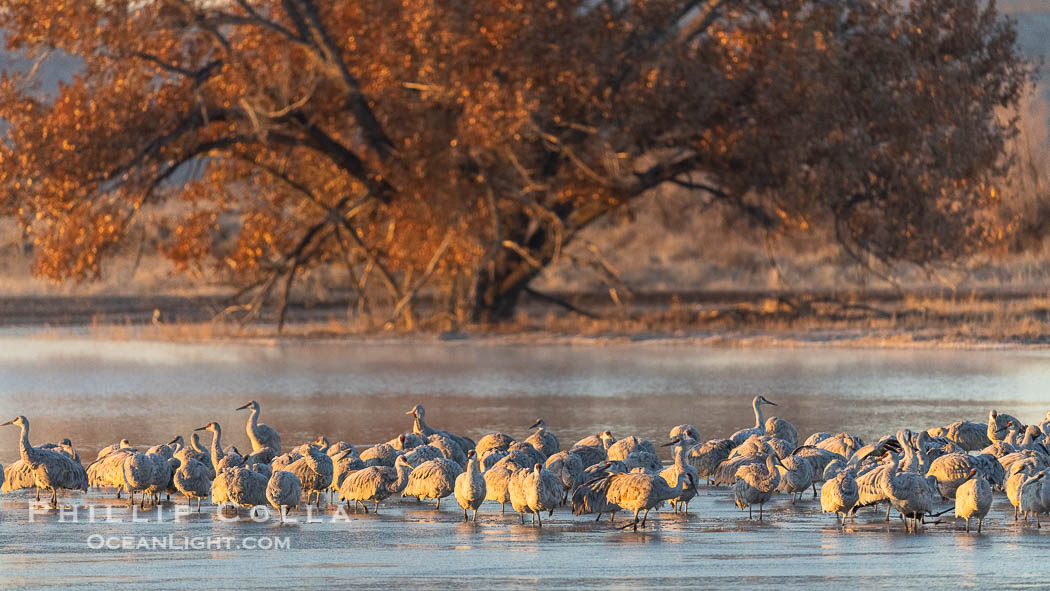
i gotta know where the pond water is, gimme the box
[0,337,1048,589]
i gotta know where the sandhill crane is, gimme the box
[266,470,302,520]
[659,437,699,513]
[607,436,655,461]
[327,440,359,457]
[926,453,979,499]
[791,445,843,497]
[339,456,413,513]
[669,425,700,442]
[884,453,935,533]
[545,450,585,504]
[475,432,515,458]
[928,420,991,451]
[285,444,333,506]
[733,454,784,519]
[406,405,475,457]
[571,462,624,522]
[776,449,814,502]
[821,466,859,528]
[387,432,425,451]
[502,441,546,469]
[3,460,37,496]
[404,444,445,468]
[729,396,777,446]
[804,432,832,446]
[1,416,88,507]
[194,422,244,473]
[173,457,212,511]
[688,438,734,484]
[508,467,531,524]
[427,433,467,466]
[361,438,405,467]
[96,439,134,460]
[596,470,696,531]
[402,458,463,509]
[454,450,486,522]
[955,469,991,533]
[569,444,607,470]
[121,452,161,508]
[170,435,213,476]
[816,432,865,458]
[765,416,798,448]
[329,448,366,501]
[988,410,1023,443]
[212,465,268,510]
[484,464,514,513]
[575,431,615,449]
[855,453,897,520]
[523,463,562,526]
[236,400,282,453]
[526,419,560,457]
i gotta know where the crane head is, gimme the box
[756,396,777,407]
[194,422,218,432]
[235,401,258,411]
[660,437,681,447]
[0,416,27,427]
[529,418,545,430]
[406,404,424,417]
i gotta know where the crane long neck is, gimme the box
[673,444,687,468]
[391,462,412,492]
[191,433,206,453]
[210,428,224,466]
[248,407,260,430]
[17,422,34,463]
[753,400,764,429]
[1023,429,1036,445]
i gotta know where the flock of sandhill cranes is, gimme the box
[2,397,1049,533]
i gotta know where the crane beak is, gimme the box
[0,420,12,426]
[405,410,415,416]
[529,420,541,429]
[235,403,251,411]
[167,437,178,445]
[765,400,778,406]
[193,426,208,431]
[659,440,677,447]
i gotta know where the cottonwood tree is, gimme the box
[0,0,1030,326]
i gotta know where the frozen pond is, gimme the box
[1,337,1049,589]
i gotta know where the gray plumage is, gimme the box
[669,424,700,442]
[173,458,212,511]
[571,462,624,522]
[928,420,991,451]
[406,404,475,458]
[688,438,734,484]
[733,454,783,520]
[659,437,700,513]
[237,400,282,453]
[926,452,979,499]
[569,444,607,470]
[195,422,244,474]
[266,470,303,519]
[816,432,865,458]
[360,441,404,467]
[885,455,935,532]
[821,466,859,527]
[339,455,412,512]
[2,416,88,507]
[508,467,531,523]
[483,463,515,512]
[575,431,615,450]
[607,436,656,462]
[525,419,560,457]
[402,458,463,508]
[523,463,562,526]
[329,448,366,496]
[387,433,424,451]
[475,432,515,457]
[764,416,798,448]
[454,450,486,521]
[428,433,468,466]
[285,445,333,506]
[212,465,268,508]
[729,396,778,446]
[598,469,695,531]
[955,470,992,533]
[403,444,447,468]
[545,450,585,503]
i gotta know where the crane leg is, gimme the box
[759,504,764,521]
[748,505,752,519]
[595,513,602,522]
[812,483,818,498]
[977,518,982,533]
[463,509,468,522]
[473,509,479,522]
[436,498,440,510]
[537,511,542,528]
[197,497,202,512]
[642,509,650,527]
[965,517,970,533]
[501,503,506,514]
[885,504,891,521]
[375,501,380,513]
